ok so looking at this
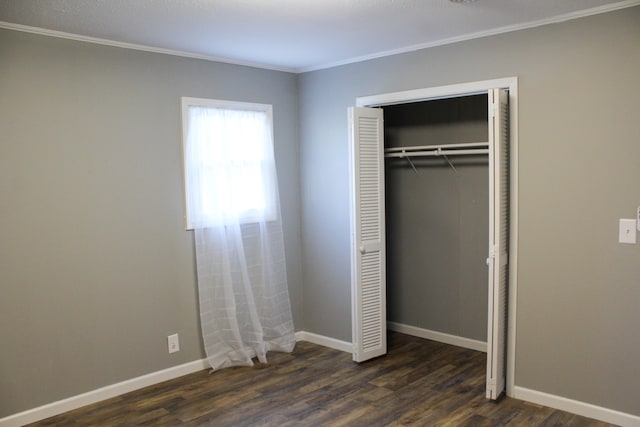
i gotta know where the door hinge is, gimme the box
[486,246,496,266]
[489,102,497,118]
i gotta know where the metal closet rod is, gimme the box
[384,141,489,158]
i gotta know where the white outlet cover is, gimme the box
[168,333,180,354]
[619,219,637,244]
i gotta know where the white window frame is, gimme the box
[180,97,277,230]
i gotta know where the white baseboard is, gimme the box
[295,329,640,426]
[513,386,640,427]
[387,321,487,353]
[8,335,637,427]
[0,359,209,427]
[295,331,353,353]
[1,333,350,427]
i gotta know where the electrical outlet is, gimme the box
[167,333,180,354]
[619,219,636,244]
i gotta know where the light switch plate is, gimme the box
[637,206,640,231]
[619,219,636,244]
[167,333,180,354]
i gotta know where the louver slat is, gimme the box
[486,88,509,400]
[349,107,386,363]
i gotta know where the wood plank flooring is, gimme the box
[28,332,616,426]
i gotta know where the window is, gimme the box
[181,97,277,229]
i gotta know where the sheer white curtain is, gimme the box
[183,102,295,370]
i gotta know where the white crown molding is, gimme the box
[2,0,639,74]
[0,21,295,74]
[298,0,640,73]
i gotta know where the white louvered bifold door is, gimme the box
[348,106,387,363]
[486,88,510,400]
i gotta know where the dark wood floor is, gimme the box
[29,332,615,426]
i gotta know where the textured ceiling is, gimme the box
[0,0,637,72]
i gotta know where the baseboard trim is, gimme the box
[295,331,353,353]
[0,359,209,427]
[513,386,640,427]
[1,333,351,427]
[388,321,487,353]
[5,338,638,427]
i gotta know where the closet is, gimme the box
[384,94,489,350]
[348,83,511,400]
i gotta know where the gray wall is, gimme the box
[298,6,640,416]
[0,29,301,417]
[385,96,489,341]
[2,4,640,420]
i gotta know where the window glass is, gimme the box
[181,98,277,228]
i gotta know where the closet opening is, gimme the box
[348,78,517,400]
[384,94,490,354]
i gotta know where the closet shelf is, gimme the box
[384,141,489,158]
